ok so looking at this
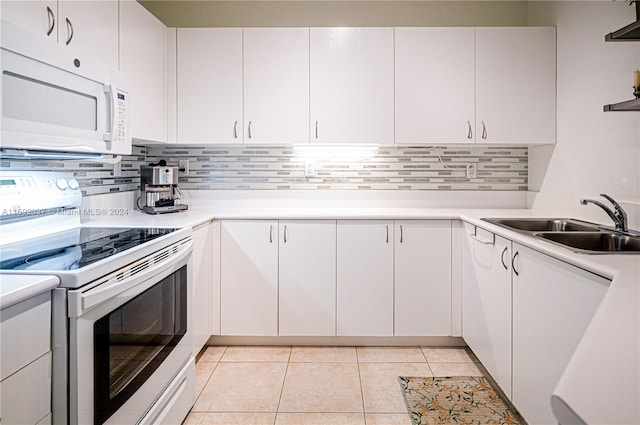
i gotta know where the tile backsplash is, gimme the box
[1,144,527,195]
[0,145,147,196]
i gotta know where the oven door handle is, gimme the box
[68,239,192,317]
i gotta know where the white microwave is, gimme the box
[0,21,131,157]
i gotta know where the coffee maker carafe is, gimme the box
[140,165,188,214]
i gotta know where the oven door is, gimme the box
[67,238,194,425]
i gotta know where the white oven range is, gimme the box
[0,171,195,425]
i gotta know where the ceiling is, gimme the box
[139,0,531,27]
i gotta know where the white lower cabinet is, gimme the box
[218,218,455,339]
[462,223,610,425]
[394,220,452,336]
[336,220,394,336]
[511,243,608,425]
[192,221,212,353]
[0,292,52,425]
[220,220,278,336]
[462,225,512,398]
[278,220,336,336]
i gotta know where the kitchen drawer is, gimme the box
[0,292,51,380]
[0,352,51,425]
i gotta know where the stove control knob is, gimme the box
[67,179,80,190]
[56,179,69,190]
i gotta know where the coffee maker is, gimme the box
[140,164,188,214]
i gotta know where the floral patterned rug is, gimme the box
[398,376,524,425]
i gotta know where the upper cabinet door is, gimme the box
[119,0,167,143]
[177,28,243,144]
[244,28,309,144]
[310,28,394,144]
[0,1,59,44]
[476,27,556,144]
[57,0,119,69]
[395,28,475,144]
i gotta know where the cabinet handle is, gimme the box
[467,121,473,139]
[501,247,508,270]
[400,225,404,244]
[284,225,288,243]
[65,17,74,45]
[233,121,238,139]
[315,121,318,139]
[269,225,273,244]
[512,251,519,276]
[46,6,55,37]
[248,121,252,139]
[386,225,389,244]
[469,233,494,245]
[481,121,487,140]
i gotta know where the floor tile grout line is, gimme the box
[356,346,368,425]
[273,346,293,425]
[193,346,229,409]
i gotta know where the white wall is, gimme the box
[527,1,640,230]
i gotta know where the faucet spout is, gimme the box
[579,194,629,233]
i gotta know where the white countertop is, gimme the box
[0,274,60,310]
[86,206,640,424]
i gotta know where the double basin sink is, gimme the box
[482,218,640,254]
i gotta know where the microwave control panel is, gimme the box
[115,90,129,143]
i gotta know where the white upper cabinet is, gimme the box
[57,0,119,69]
[476,27,556,144]
[244,28,309,144]
[177,28,243,144]
[119,0,167,142]
[2,0,118,68]
[0,1,58,44]
[395,28,475,144]
[310,27,394,144]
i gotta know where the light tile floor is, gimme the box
[185,346,484,425]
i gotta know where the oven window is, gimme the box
[93,265,187,425]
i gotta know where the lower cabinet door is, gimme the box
[336,220,394,336]
[394,220,452,336]
[512,243,608,425]
[462,226,512,399]
[191,222,212,353]
[278,220,336,336]
[220,220,278,336]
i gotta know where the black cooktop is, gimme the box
[0,227,177,271]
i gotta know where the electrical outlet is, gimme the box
[466,163,477,179]
[179,159,189,174]
[304,162,316,177]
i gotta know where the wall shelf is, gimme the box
[605,19,640,41]
[603,98,640,111]
[606,3,640,41]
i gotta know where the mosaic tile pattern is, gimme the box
[0,145,147,196]
[146,145,528,191]
[1,145,527,195]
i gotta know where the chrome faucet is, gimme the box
[580,194,628,233]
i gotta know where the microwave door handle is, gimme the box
[103,84,115,143]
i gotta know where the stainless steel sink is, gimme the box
[534,232,640,254]
[481,217,640,254]
[482,218,601,232]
